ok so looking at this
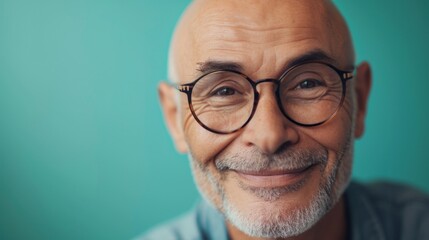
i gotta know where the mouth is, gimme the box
[233,163,318,189]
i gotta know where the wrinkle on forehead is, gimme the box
[197,24,322,47]
[169,0,354,83]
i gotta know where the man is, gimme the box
[140,0,429,239]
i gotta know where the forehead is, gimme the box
[175,0,346,81]
[192,0,329,30]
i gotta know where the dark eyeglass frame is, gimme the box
[172,61,354,134]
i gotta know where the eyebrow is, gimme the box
[195,49,339,77]
[286,49,337,70]
[196,61,243,74]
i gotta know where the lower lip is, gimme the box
[235,164,317,188]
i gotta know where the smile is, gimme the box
[233,164,318,189]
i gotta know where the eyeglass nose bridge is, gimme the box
[246,78,285,125]
[252,78,281,97]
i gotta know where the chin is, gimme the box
[221,166,350,238]
[224,187,331,238]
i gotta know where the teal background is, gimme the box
[1,0,428,239]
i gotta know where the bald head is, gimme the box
[168,0,354,83]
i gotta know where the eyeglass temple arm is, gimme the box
[343,72,353,80]
[168,82,194,94]
[342,72,354,80]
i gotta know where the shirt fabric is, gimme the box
[137,181,429,240]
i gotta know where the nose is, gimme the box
[241,82,299,154]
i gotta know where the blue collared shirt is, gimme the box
[138,181,429,240]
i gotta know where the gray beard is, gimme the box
[189,138,352,238]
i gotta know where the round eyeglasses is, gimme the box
[173,62,354,134]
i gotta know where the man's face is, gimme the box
[161,0,370,238]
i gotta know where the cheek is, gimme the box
[191,159,224,209]
[182,109,238,166]
[298,96,355,167]
[184,113,240,211]
[318,94,354,146]
[302,118,352,154]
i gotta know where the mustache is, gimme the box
[215,147,328,172]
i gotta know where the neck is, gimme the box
[227,196,348,240]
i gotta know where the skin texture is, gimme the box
[159,0,372,239]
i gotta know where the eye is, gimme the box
[296,79,323,89]
[212,87,237,96]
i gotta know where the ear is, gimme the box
[354,62,372,138]
[158,82,188,153]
